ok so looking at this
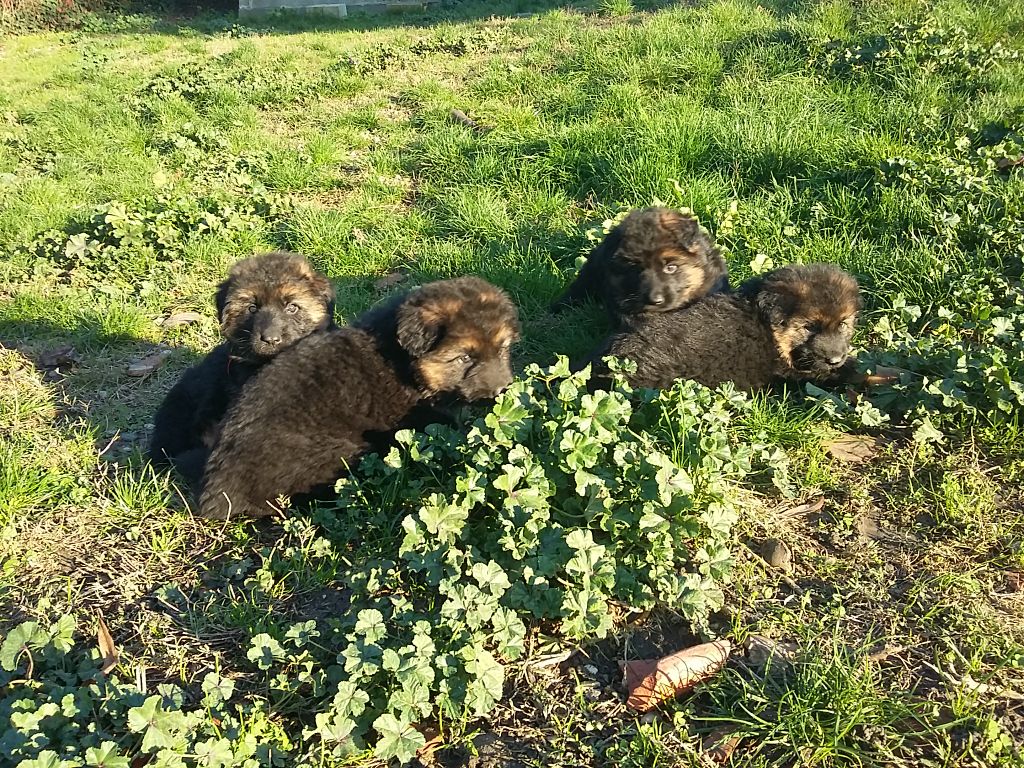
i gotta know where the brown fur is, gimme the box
[198,276,520,519]
[584,263,861,392]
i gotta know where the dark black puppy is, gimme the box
[198,276,520,519]
[551,207,728,325]
[584,263,861,392]
[148,251,335,486]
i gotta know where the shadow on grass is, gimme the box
[61,0,688,38]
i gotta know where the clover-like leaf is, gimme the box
[471,561,512,597]
[463,645,505,717]
[201,672,235,707]
[372,713,426,763]
[127,695,187,753]
[353,609,386,644]
[194,737,233,768]
[246,634,286,670]
[86,741,130,768]
[285,620,319,648]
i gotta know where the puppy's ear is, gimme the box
[214,278,232,323]
[396,295,446,356]
[309,273,336,322]
[755,280,801,328]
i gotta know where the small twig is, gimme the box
[96,432,120,457]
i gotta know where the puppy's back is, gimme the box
[199,327,420,518]
[591,294,778,391]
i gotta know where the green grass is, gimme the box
[1,0,1023,765]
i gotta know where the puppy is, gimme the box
[148,251,335,487]
[198,276,520,519]
[550,207,728,325]
[585,263,861,392]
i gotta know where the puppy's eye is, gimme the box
[454,354,473,365]
[284,303,299,315]
[247,304,259,314]
[663,264,678,274]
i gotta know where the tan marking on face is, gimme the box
[415,356,456,393]
[772,323,806,368]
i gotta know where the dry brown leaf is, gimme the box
[620,640,732,712]
[38,345,82,370]
[759,538,794,574]
[449,108,492,133]
[745,635,797,670]
[415,722,443,764]
[704,725,744,763]
[160,311,204,329]
[825,435,884,464]
[863,365,907,386]
[373,271,408,291]
[780,497,825,517]
[127,349,172,377]
[96,611,118,675]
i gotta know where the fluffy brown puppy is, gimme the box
[148,251,335,487]
[584,263,861,392]
[550,207,729,325]
[198,276,520,519]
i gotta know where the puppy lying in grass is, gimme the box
[585,263,861,392]
[550,207,729,326]
[199,276,520,519]
[148,251,335,488]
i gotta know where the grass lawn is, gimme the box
[2,0,1024,765]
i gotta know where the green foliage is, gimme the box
[815,15,1019,83]
[0,617,290,768]
[859,288,1024,437]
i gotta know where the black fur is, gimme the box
[148,252,335,488]
[551,207,728,326]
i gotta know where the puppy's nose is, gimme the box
[649,293,665,306]
[260,332,281,345]
[826,354,846,366]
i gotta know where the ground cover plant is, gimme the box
[1,0,1023,765]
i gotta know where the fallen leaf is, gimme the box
[374,271,408,291]
[126,349,172,377]
[38,345,82,370]
[779,497,825,518]
[160,311,204,329]
[705,725,744,763]
[961,673,1024,701]
[759,538,794,574]
[351,227,368,244]
[863,365,908,386]
[745,635,797,670]
[415,722,443,763]
[96,611,118,675]
[449,107,492,133]
[865,644,905,664]
[825,435,884,464]
[856,511,883,542]
[620,640,732,712]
